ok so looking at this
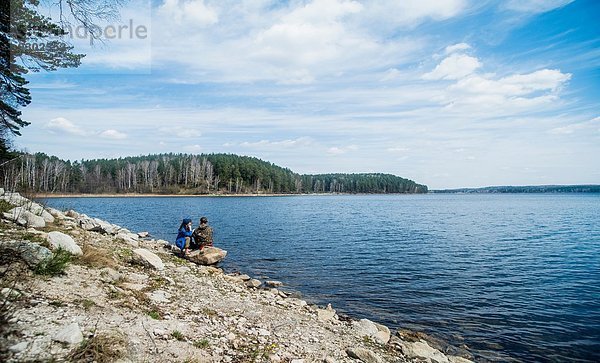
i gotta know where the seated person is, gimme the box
[192,216,214,250]
[175,218,193,256]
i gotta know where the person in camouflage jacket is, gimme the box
[192,216,213,250]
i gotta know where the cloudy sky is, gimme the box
[18,0,599,189]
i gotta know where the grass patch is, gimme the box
[0,200,13,214]
[79,299,95,310]
[34,248,71,276]
[201,307,217,317]
[171,330,185,341]
[68,332,127,363]
[49,300,65,308]
[147,310,161,320]
[77,245,117,269]
[21,232,50,248]
[193,339,209,349]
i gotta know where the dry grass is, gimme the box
[68,331,128,363]
[78,245,117,269]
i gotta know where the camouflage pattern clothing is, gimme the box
[192,224,213,249]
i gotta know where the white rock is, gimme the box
[346,347,382,363]
[0,187,4,196]
[352,319,390,344]
[147,290,171,303]
[258,329,271,336]
[1,192,28,206]
[187,247,227,265]
[9,341,28,353]
[47,231,82,256]
[100,267,122,283]
[317,304,336,322]
[399,340,449,363]
[23,211,46,228]
[46,207,66,219]
[132,248,165,270]
[449,356,474,363]
[137,231,150,238]
[265,280,283,287]
[291,360,305,363]
[245,279,261,288]
[52,323,83,345]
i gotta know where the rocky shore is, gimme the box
[0,189,474,363]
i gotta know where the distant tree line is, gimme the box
[432,185,600,193]
[0,153,428,194]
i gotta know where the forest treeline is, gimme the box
[433,185,600,193]
[0,153,428,194]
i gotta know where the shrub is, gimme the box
[0,200,13,214]
[147,310,161,320]
[34,248,72,276]
[77,245,117,269]
[171,330,185,341]
[68,332,127,363]
[193,339,209,349]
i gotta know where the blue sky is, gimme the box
[17,0,599,189]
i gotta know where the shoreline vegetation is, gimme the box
[0,189,474,362]
[0,152,428,195]
[433,184,600,193]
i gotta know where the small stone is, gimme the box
[137,231,150,238]
[153,328,166,336]
[317,304,336,322]
[265,280,283,287]
[291,359,305,363]
[9,341,28,353]
[245,279,261,288]
[239,274,251,281]
[100,267,122,283]
[258,328,271,336]
[52,322,83,345]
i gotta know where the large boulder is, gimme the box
[0,240,52,267]
[23,211,46,228]
[186,247,227,265]
[46,207,67,219]
[52,323,83,345]
[24,203,55,223]
[398,340,450,363]
[1,192,29,206]
[132,248,165,270]
[47,231,83,256]
[352,319,391,344]
[346,347,383,363]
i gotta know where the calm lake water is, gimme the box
[43,194,600,362]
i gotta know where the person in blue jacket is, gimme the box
[175,218,193,256]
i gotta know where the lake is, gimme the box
[42,194,600,362]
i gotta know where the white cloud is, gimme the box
[99,129,128,139]
[184,144,203,152]
[504,0,574,13]
[157,0,218,28]
[549,117,600,135]
[327,145,358,155]
[450,69,571,96]
[445,43,471,54]
[238,137,314,149]
[422,53,481,80]
[148,0,461,84]
[44,117,86,136]
[363,0,468,29]
[159,127,202,138]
